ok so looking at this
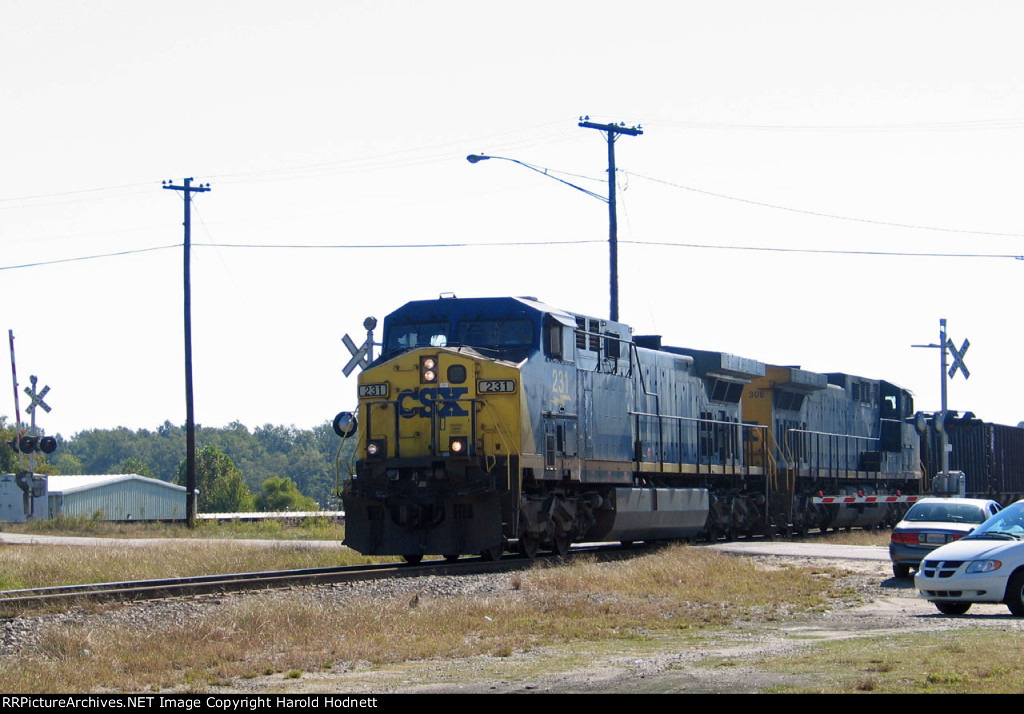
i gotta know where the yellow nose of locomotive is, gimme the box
[342,347,522,559]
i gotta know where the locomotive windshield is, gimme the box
[385,321,448,353]
[456,319,534,359]
[384,317,535,360]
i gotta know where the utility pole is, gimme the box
[578,118,643,322]
[162,178,210,527]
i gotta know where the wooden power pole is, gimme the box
[578,118,642,323]
[162,177,210,527]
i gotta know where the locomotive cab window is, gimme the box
[546,322,563,360]
[544,315,575,362]
[457,318,534,360]
[604,332,620,360]
[386,321,448,354]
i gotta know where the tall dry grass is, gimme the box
[0,544,855,692]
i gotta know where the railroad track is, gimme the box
[0,534,862,611]
[0,555,532,611]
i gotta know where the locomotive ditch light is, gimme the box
[366,438,387,458]
[420,356,438,384]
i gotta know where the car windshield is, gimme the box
[965,503,1024,540]
[904,502,987,524]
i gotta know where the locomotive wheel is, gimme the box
[518,535,539,559]
[402,554,423,565]
[553,536,571,556]
[480,544,503,561]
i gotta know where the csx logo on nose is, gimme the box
[398,387,469,418]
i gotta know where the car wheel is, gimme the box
[892,562,911,579]
[1005,571,1024,616]
[935,602,971,616]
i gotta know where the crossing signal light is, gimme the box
[943,412,958,432]
[7,435,57,454]
[936,411,982,433]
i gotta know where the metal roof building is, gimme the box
[0,472,47,522]
[46,474,188,521]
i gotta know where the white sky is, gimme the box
[3,0,1023,437]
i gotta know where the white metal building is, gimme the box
[45,474,188,521]
[0,472,47,522]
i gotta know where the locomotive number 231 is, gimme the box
[478,379,516,394]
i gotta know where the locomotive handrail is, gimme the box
[783,427,880,478]
[480,400,518,493]
[629,411,762,475]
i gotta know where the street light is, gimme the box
[468,151,627,320]
[466,155,607,202]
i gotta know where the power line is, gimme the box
[0,181,153,205]
[3,237,1022,274]
[0,244,179,271]
[625,171,1024,239]
[620,240,1024,260]
[645,116,1024,133]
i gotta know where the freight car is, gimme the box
[335,296,923,561]
[916,412,1024,504]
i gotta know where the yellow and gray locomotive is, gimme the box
[336,296,921,561]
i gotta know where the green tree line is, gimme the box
[2,417,358,513]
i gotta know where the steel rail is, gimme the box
[0,556,529,609]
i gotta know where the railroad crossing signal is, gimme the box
[342,317,378,377]
[342,334,371,376]
[947,338,970,380]
[24,375,51,415]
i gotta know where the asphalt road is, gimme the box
[710,540,889,562]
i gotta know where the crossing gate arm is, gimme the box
[812,495,919,505]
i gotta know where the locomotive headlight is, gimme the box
[448,437,468,455]
[420,356,438,384]
[366,438,386,458]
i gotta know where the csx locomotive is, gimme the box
[335,295,927,562]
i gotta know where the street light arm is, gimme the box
[466,154,608,204]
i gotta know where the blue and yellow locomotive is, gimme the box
[336,295,922,561]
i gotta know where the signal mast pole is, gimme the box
[578,118,643,322]
[162,178,210,527]
[913,318,970,483]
